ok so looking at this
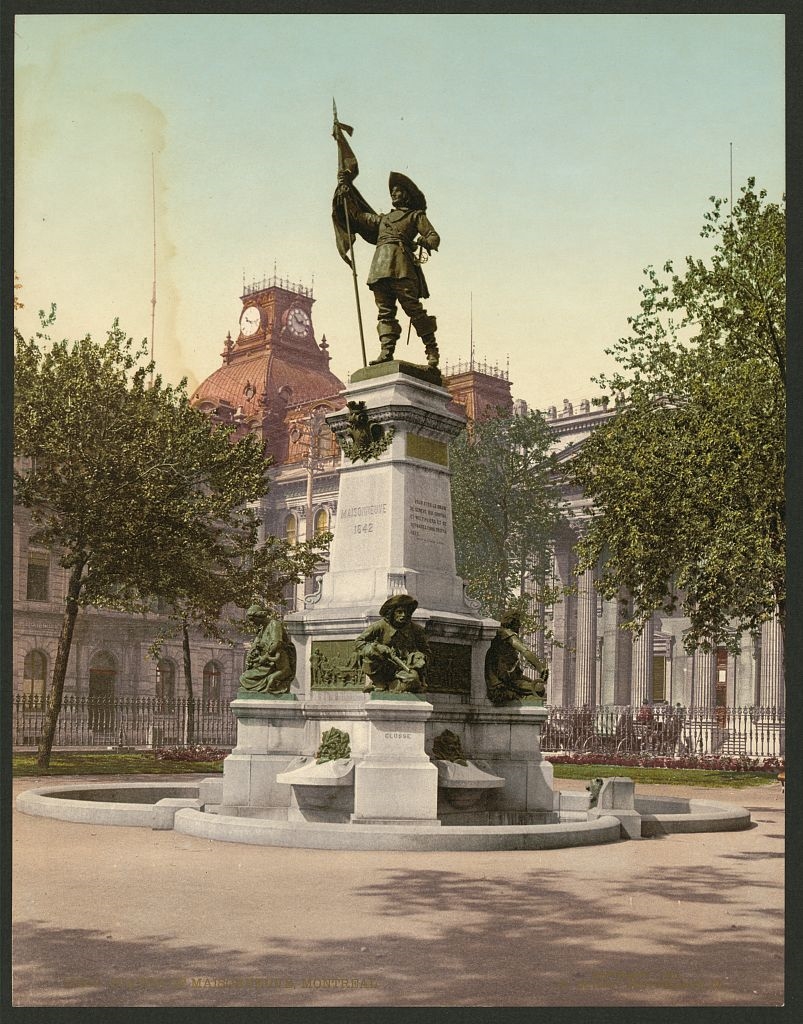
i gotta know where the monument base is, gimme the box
[349,359,442,387]
[352,697,439,822]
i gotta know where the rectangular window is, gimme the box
[715,647,728,707]
[26,551,50,602]
[652,655,667,702]
[23,676,46,698]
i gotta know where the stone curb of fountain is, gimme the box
[14,780,752,851]
[14,782,201,828]
[637,797,752,835]
[171,807,624,851]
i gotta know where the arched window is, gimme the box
[156,658,176,700]
[23,650,47,698]
[203,661,222,703]
[285,514,297,545]
[314,507,329,537]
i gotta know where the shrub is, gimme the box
[544,752,784,773]
[155,745,229,763]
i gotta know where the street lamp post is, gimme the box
[290,408,326,542]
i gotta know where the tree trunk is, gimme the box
[37,562,84,770]
[182,618,194,745]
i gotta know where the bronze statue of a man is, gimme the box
[355,594,431,694]
[336,170,441,369]
[484,611,549,706]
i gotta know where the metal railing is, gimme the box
[540,704,785,759]
[12,694,785,760]
[12,694,236,750]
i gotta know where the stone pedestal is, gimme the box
[352,696,439,824]
[320,365,466,611]
[217,699,308,816]
[287,366,497,703]
[471,704,555,814]
[427,703,556,820]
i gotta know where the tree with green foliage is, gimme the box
[146,530,328,740]
[14,312,326,766]
[571,180,785,653]
[449,410,565,627]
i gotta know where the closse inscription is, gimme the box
[409,497,448,540]
[340,501,388,535]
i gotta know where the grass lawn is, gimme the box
[12,752,225,777]
[13,752,778,788]
[550,763,779,788]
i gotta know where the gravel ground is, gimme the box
[12,774,785,1008]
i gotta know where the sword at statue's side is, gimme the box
[332,100,367,368]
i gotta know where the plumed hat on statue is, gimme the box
[379,593,419,619]
[388,172,427,211]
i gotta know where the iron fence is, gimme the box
[541,703,785,759]
[11,694,237,750]
[11,694,785,759]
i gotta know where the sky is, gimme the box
[14,12,785,411]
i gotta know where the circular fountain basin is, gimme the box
[15,781,751,851]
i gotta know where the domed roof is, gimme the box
[192,345,344,418]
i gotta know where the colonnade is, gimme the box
[542,531,784,709]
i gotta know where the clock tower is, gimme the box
[191,273,345,465]
[233,274,316,358]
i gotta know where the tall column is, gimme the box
[615,595,633,705]
[631,617,654,706]
[549,541,575,707]
[574,566,597,707]
[599,597,619,705]
[760,614,785,711]
[694,648,717,707]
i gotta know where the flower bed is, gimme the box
[155,745,229,763]
[545,752,784,773]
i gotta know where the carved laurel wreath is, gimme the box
[336,426,395,464]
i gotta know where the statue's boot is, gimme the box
[416,316,439,368]
[423,337,439,368]
[369,335,397,365]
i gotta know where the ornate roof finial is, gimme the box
[319,333,330,364]
[222,331,234,364]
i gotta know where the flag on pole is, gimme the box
[331,105,376,267]
[332,116,359,179]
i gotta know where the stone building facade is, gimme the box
[538,398,785,712]
[12,507,242,703]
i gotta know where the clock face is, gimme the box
[240,306,261,337]
[287,307,311,337]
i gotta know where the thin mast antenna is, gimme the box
[729,142,733,226]
[469,291,474,370]
[150,153,157,377]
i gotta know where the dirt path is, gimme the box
[12,775,784,1007]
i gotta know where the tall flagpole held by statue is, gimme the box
[333,100,368,367]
